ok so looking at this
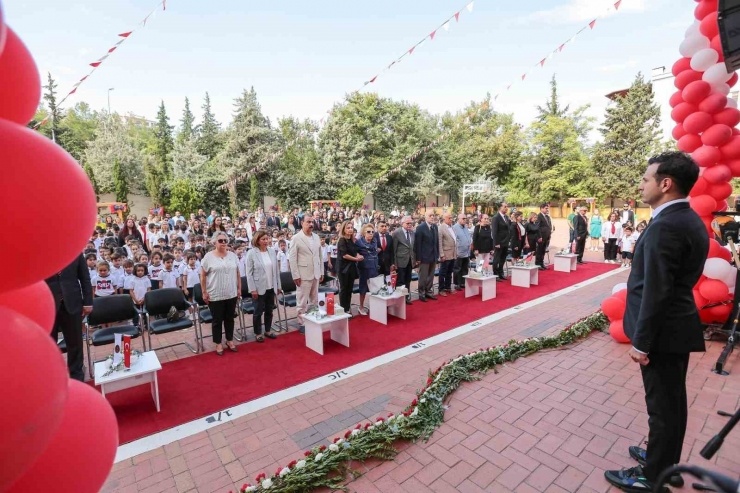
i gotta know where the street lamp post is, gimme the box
[108,88,115,115]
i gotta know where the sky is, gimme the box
[6,0,690,142]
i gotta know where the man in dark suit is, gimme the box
[374,220,394,277]
[392,216,415,305]
[573,206,589,264]
[491,202,510,280]
[414,210,439,302]
[605,152,708,493]
[265,211,280,228]
[621,203,636,227]
[535,203,553,269]
[46,254,94,381]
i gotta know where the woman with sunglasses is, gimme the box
[200,232,241,356]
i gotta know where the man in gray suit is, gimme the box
[392,216,416,305]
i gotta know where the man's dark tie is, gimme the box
[406,231,410,243]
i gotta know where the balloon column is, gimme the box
[673,0,739,324]
[0,6,118,493]
[601,283,629,343]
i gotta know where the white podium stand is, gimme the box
[510,265,540,288]
[303,312,351,355]
[94,351,162,412]
[553,254,578,273]
[463,275,497,301]
[368,290,407,325]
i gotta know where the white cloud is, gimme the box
[523,0,648,25]
[599,59,638,73]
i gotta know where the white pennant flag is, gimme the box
[443,21,450,31]
[466,1,474,12]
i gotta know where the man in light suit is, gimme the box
[289,215,324,333]
[604,152,708,493]
[437,212,457,296]
[392,216,415,305]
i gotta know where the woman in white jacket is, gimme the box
[601,212,623,264]
[246,230,283,342]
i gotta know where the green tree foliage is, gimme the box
[537,75,570,121]
[84,116,143,194]
[143,153,168,207]
[196,92,221,160]
[338,185,366,210]
[83,161,99,200]
[42,72,64,143]
[60,102,99,164]
[169,178,203,215]
[154,100,174,180]
[249,175,260,211]
[172,137,208,181]
[112,159,129,203]
[591,73,663,202]
[177,97,195,145]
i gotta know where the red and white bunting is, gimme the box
[589,19,597,29]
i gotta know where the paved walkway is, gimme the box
[102,259,740,493]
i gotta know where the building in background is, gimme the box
[123,113,156,128]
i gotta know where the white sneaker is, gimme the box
[358,308,368,316]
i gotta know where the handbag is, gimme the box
[340,260,359,278]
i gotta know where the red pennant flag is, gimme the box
[614,0,621,10]
[80,75,89,82]
[118,31,132,37]
[507,84,512,90]
[409,46,415,55]
[455,12,460,22]
[540,58,546,67]
[558,43,565,52]
[108,46,117,53]
[89,61,102,67]
[369,76,377,83]
[521,73,526,81]
[430,30,436,40]
[589,19,596,29]
[68,87,77,95]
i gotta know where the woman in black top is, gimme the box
[336,220,363,316]
[509,211,525,259]
[524,212,540,255]
[472,215,494,274]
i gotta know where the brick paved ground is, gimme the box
[103,258,740,493]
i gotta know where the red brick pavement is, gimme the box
[103,260,740,493]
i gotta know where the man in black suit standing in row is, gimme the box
[392,216,416,305]
[491,202,510,280]
[415,210,439,302]
[573,206,589,264]
[46,254,94,382]
[605,152,708,493]
[535,203,553,270]
[374,220,394,277]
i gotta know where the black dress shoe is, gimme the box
[499,276,508,281]
[427,294,438,300]
[298,325,305,334]
[419,296,427,302]
[405,298,412,305]
[604,466,669,493]
[496,278,503,282]
[628,446,684,487]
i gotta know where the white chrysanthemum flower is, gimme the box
[279,467,290,478]
[396,415,405,422]
[411,407,419,417]
[336,438,345,444]
[368,425,375,431]
[314,453,324,462]
[295,460,306,470]
[329,444,339,452]
[387,415,395,422]
[245,487,257,493]
[420,398,426,404]
[262,478,273,489]
[351,429,360,436]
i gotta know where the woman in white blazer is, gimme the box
[246,230,283,342]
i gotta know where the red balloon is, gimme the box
[693,289,709,309]
[675,70,703,91]
[713,107,740,127]
[695,0,718,20]
[690,194,718,216]
[709,238,733,261]
[0,4,5,57]
[684,111,714,134]
[703,163,732,183]
[720,135,740,160]
[683,80,712,104]
[699,307,717,324]
[0,308,68,491]
[702,215,716,235]
[700,278,731,303]
[734,128,740,135]
[0,27,41,126]
[601,296,626,322]
[692,145,722,167]
[711,35,725,61]
[608,320,630,344]
[700,11,720,38]
[672,57,692,77]
[672,123,687,140]
[727,159,740,177]
[672,102,699,123]
[6,380,118,493]
[670,91,685,108]
[717,199,729,212]
[678,133,703,153]
[0,281,55,332]
[613,290,627,303]
[728,72,739,88]
[0,120,97,294]
[690,176,709,197]
[699,93,728,114]
[701,123,733,147]
[707,181,733,201]
[709,303,733,321]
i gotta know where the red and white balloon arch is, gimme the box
[604,0,738,341]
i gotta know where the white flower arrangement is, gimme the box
[420,398,426,404]
[261,478,273,489]
[245,486,257,492]
[314,453,324,462]
[295,460,306,470]
[351,429,361,436]
[329,444,339,452]
[279,467,290,478]
[410,407,419,417]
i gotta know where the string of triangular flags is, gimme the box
[34,0,167,129]
[364,0,624,191]
[223,1,479,190]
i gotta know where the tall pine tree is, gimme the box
[154,100,174,180]
[592,73,662,203]
[112,158,129,203]
[536,75,569,121]
[43,72,64,143]
[196,92,221,160]
[83,161,100,201]
[177,97,195,145]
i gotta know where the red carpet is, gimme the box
[108,262,616,443]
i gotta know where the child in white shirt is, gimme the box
[149,252,164,290]
[130,264,151,308]
[92,261,116,297]
[181,254,200,301]
[236,245,247,277]
[620,227,636,268]
[110,253,125,293]
[158,254,180,289]
[122,259,135,295]
[328,236,338,275]
[276,239,290,273]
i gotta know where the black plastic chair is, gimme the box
[85,294,145,378]
[193,284,243,342]
[143,288,201,353]
[275,272,298,331]
[237,276,255,337]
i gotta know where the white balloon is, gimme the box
[686,20,701,39]
[703,63,734,85]
[680,34,711,58]
[727,98,738,109]
[611,283,627,294]
[704,257,731,280]
[713,83,731,96]
[721,264,738,286]
[691,48,720,72]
